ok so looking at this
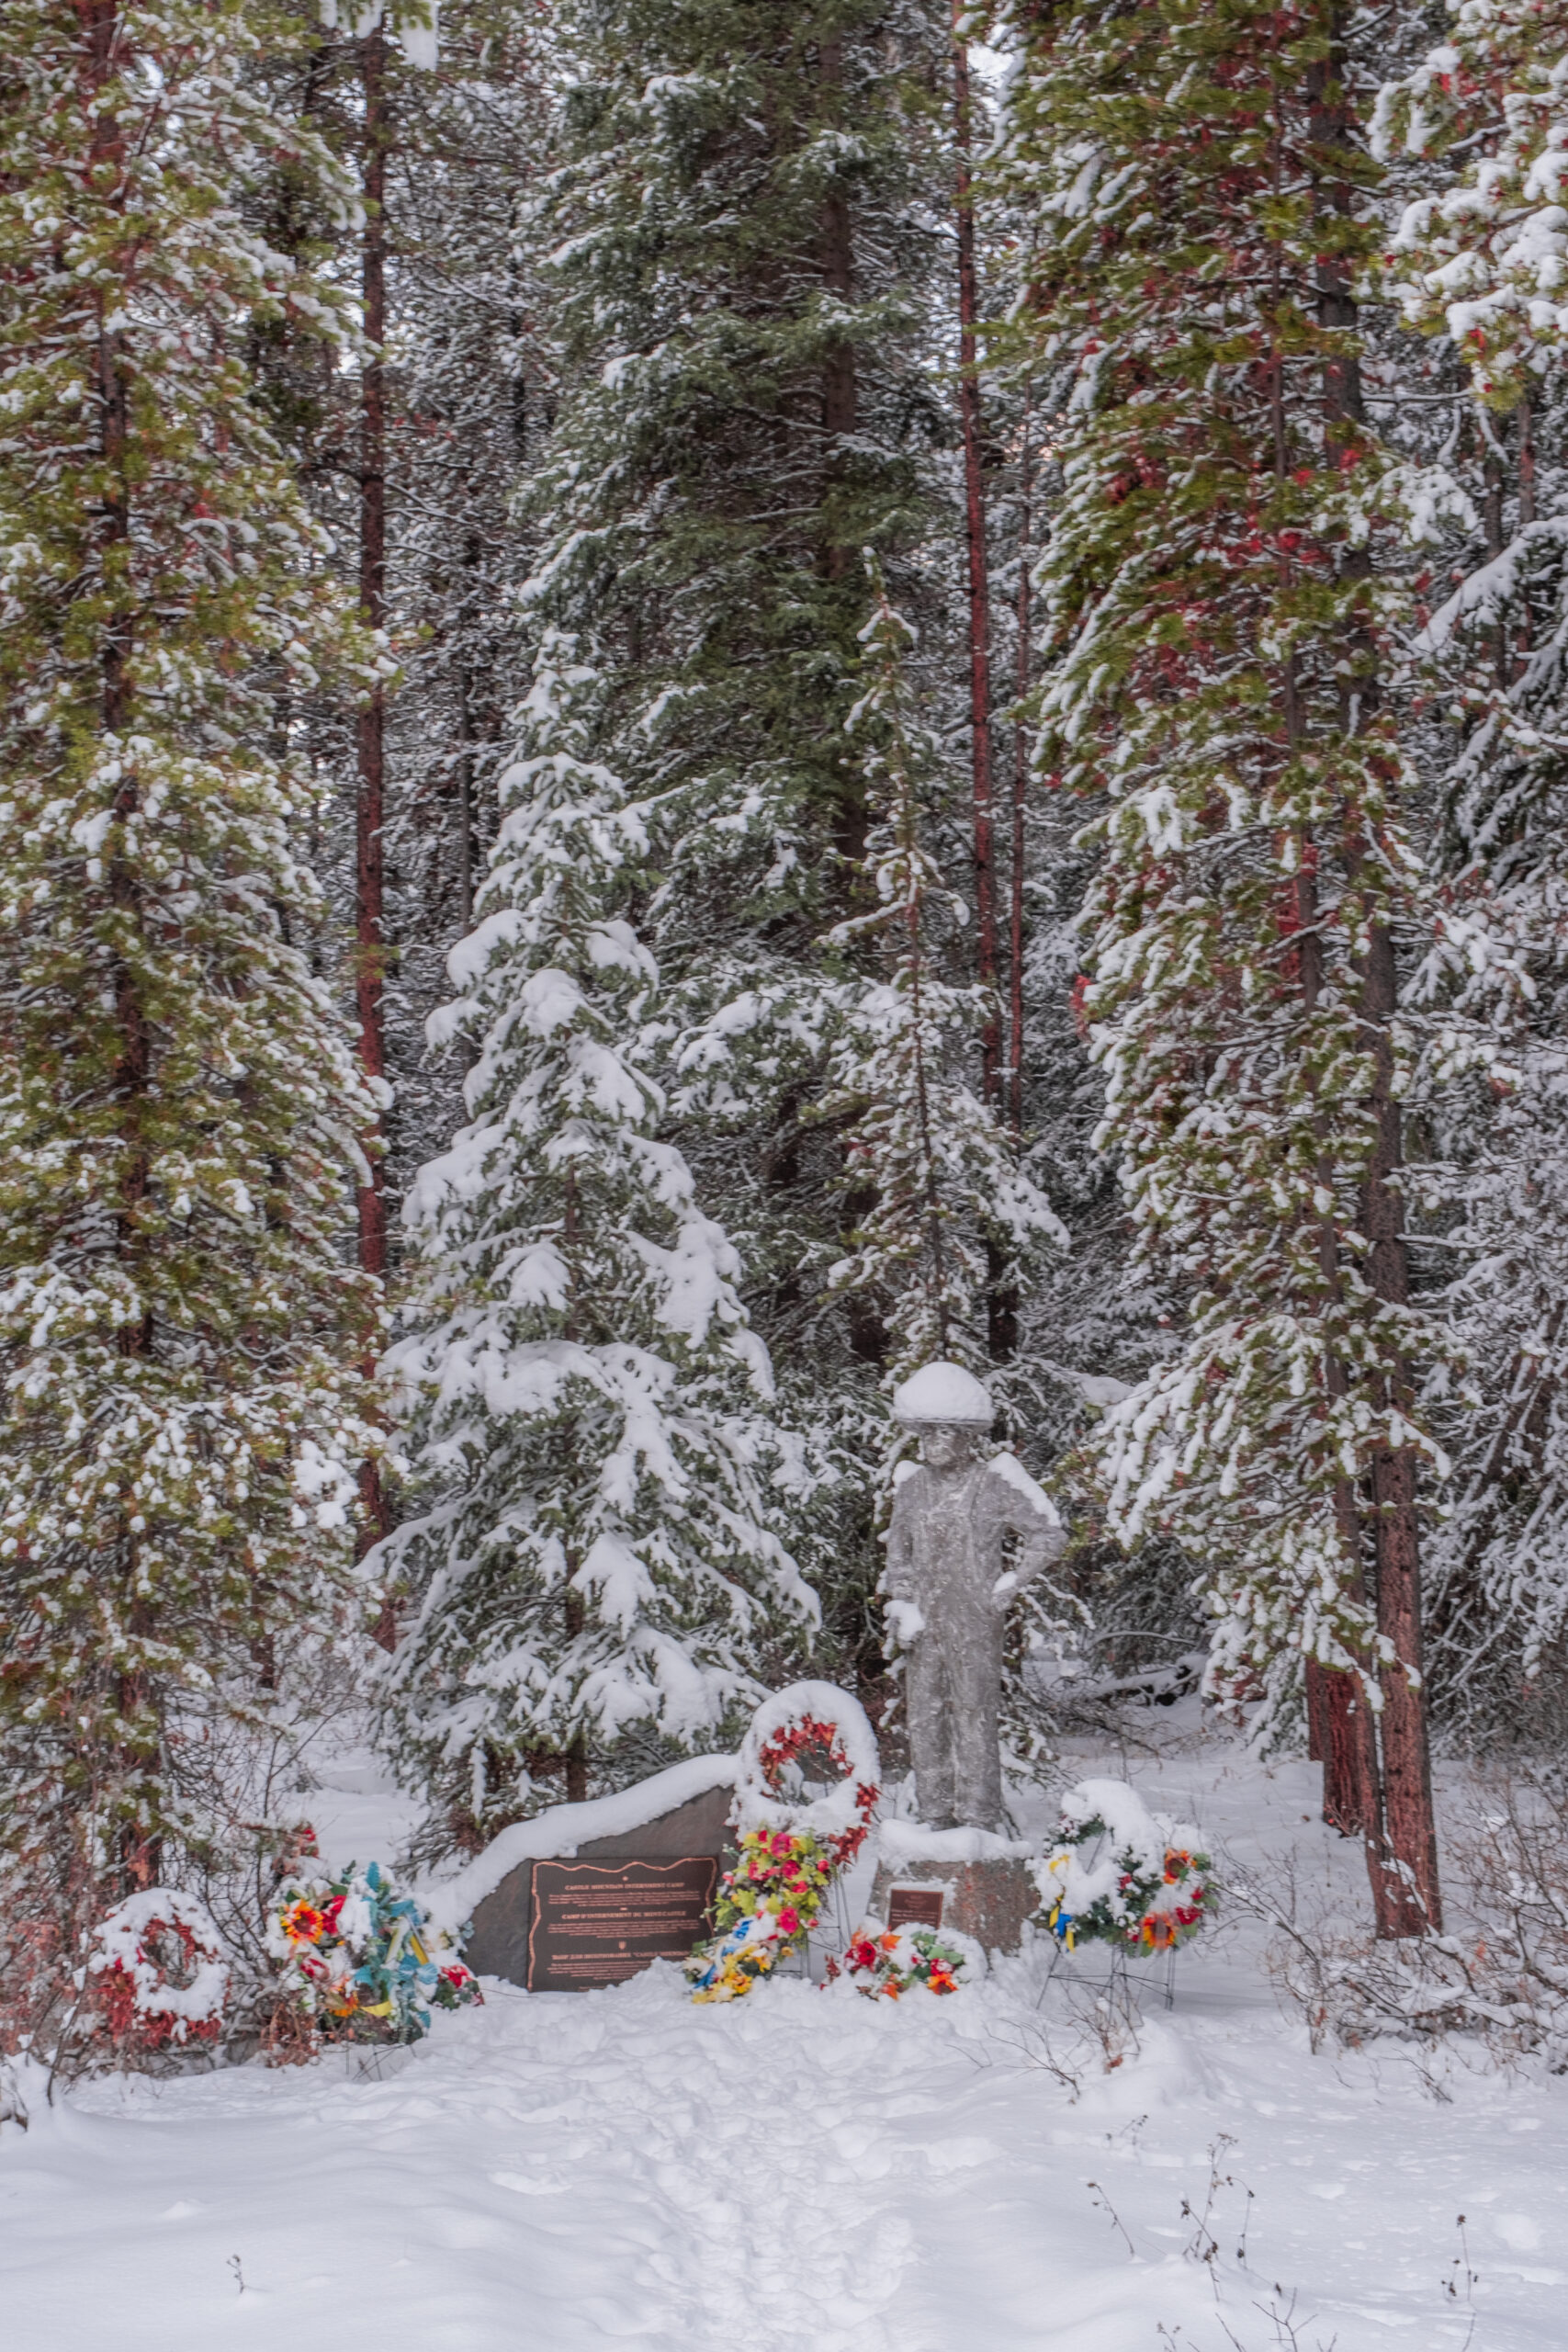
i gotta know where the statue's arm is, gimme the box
[881,1471,927,1646]
[984,1453,1066,1607]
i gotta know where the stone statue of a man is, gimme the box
[883,1362,1066,1832]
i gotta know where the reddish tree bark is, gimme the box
[1295,874,1380,1845]
[1303,25,1430,1899]
[1359,922,1442,1934]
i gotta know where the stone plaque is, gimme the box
[462,1777,735,1988]
[526,1856,718,1992]
[886,1884,944,1932]
[871,1854,1035,1955]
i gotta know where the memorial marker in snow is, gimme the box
[427,1756,738,1992]
[526,1856,719,1992]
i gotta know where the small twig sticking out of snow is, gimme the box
[1443,2215,1478,2352]
[228,2256,246,2296]
[1182,2134,1238,2290]
[1160,2288,1339,2352]
[1086,2178,1136,2259]
[984,2014,1084,2098]
[1252,2285,1337,2352]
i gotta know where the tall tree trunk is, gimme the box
[359,27,392,1596]
[1306,19,1432,1898]
[1359,923,1442,1933]
[83,0,162,1891]
[952,6,998,1103]
[1009,380,1032,1142]
[819,36,856,595]
[357,24,389,1287]
[953,11,1013,1361]
[1297,887,1381,1845]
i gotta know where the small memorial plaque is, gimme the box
[886,1884,944,1932]
[526,1856,718,1993]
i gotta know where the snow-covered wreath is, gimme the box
[87,1889,230,2053]
[1033,1778,1213,1953]
[687,1683,881,2003]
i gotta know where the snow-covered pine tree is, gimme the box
[996,0,1465,1930]
[819,558,1066,1386]
[0,0,382,1942]
[376,637,817,1838]
[1374,2,1568,1736]
[517,0,958,1700]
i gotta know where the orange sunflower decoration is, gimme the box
[280,1899,328,1946]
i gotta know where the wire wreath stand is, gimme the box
[1039,1926,1180,2012]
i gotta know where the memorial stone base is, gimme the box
[869,1852,1037,1957]
[461,1773,734,1992]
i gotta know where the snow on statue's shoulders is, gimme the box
[987,1448,1059,1523]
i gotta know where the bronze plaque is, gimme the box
[526,1856,718,1992]
[886,1885,943,1932]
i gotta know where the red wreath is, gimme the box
[754,1715,879,1867]
[91,1912,225,2053]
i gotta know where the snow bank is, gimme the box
[423,1752,739,1931]
[5,1740,1563,2352]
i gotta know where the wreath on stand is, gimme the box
[1032,1779,1213,1954]
[687,1682,880,2004]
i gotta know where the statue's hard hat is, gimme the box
[892,1362,993,1428]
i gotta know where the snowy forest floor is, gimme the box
[3,1706,1563,2352]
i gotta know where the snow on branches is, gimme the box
[377,637,817,1833]
[997,0,1461,1928]
[0,0,384,1944]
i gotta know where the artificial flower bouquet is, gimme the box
[1033,1778,1213,1952]
[826,1922,976,1998]
[686,1825,840,2002]
[268,1859,480,2041]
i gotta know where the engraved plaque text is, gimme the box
[526,1856,718,1992]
